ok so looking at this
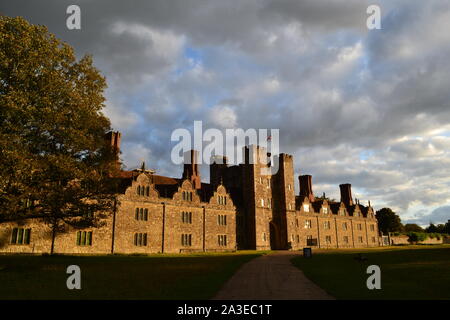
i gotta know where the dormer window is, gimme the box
[136,185,147,196]
[218,196,227,205]
[322,207,328,214]
[182,191,193,201]
[303,204,309,212]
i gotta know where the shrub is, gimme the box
[407,232,428,243]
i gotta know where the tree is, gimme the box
[406,232,427,244]
[375,208,403,234]
[403,224,424,232]
[425,223,438,233]
[445,221,450,234]
[0,17,119,253]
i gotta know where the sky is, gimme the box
[2,0,450,226]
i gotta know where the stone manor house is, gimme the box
[0,132,380,254]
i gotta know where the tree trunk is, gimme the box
[50,223,57,255]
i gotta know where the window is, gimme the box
[218,215,227,226]
[218,235,227,246]
[296,235,300,243]
[342,222,348,230]
[289,203,292,210]
[261,199,264,207]
[135,208,148,221]
[182,234,192,246]
[262,233,266,242]
[182,191,193,201]
[182,211,192,224]
[267,179,270,188]
[76,231,93,246]
[11,228,31,245]
[343,236,349,244]
[306,235,317,246]
[323,221,331,230]
[322,207,328,214]
[303,204,309,212]
[370,224,375,231]
[304,220,312,229]
[325,236,332,244]
[357,223,362,231]
[339,208,345,216]
[358,236,363,243]
[218,196,227,205]
[137,185,146,196]
[288,184,291,190]
[134,233,147,246]
[295,219,299,227]
[372,237,376,243]
[268,198,272,209]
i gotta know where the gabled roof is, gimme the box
[329,202,343,215]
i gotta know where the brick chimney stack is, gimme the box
[339,183,354,206]
[105,131,121,169]
[210,155,228,188]
[183,150,201,189]
[299,175,315,202]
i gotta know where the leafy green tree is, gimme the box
[375,208,403,234]
[403,224,424,232]
[0,17,119,253]
[444,221,450,234]
[425,223,438,233]
[435,224,446,234]
[407,232,427,244]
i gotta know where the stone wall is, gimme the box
[0,174,237,255]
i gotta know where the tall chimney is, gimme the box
[105,131,121,169]
[299,175,315,202]
[183,150,201,189]
[210,156,228,188]
[339,184,354,206]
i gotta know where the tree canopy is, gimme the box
[403,223,424,233]
[375,207,403,234]
[425,222,450,234]
[0,16,119,252]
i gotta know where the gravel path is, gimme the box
[213,251,334,300]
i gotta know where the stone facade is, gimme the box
[0,132,380,254]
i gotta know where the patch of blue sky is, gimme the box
[359,150,374,160]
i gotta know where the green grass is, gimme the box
[291,245,450,300]
[0,251,267,300]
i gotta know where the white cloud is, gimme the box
[208,104,237,128]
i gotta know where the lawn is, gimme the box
[0,251,266,300]
[291,245,450,300]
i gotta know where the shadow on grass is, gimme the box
[0,251,267,300]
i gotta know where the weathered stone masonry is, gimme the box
[0,132,379,254]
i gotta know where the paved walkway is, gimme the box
[213,251,334,300]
